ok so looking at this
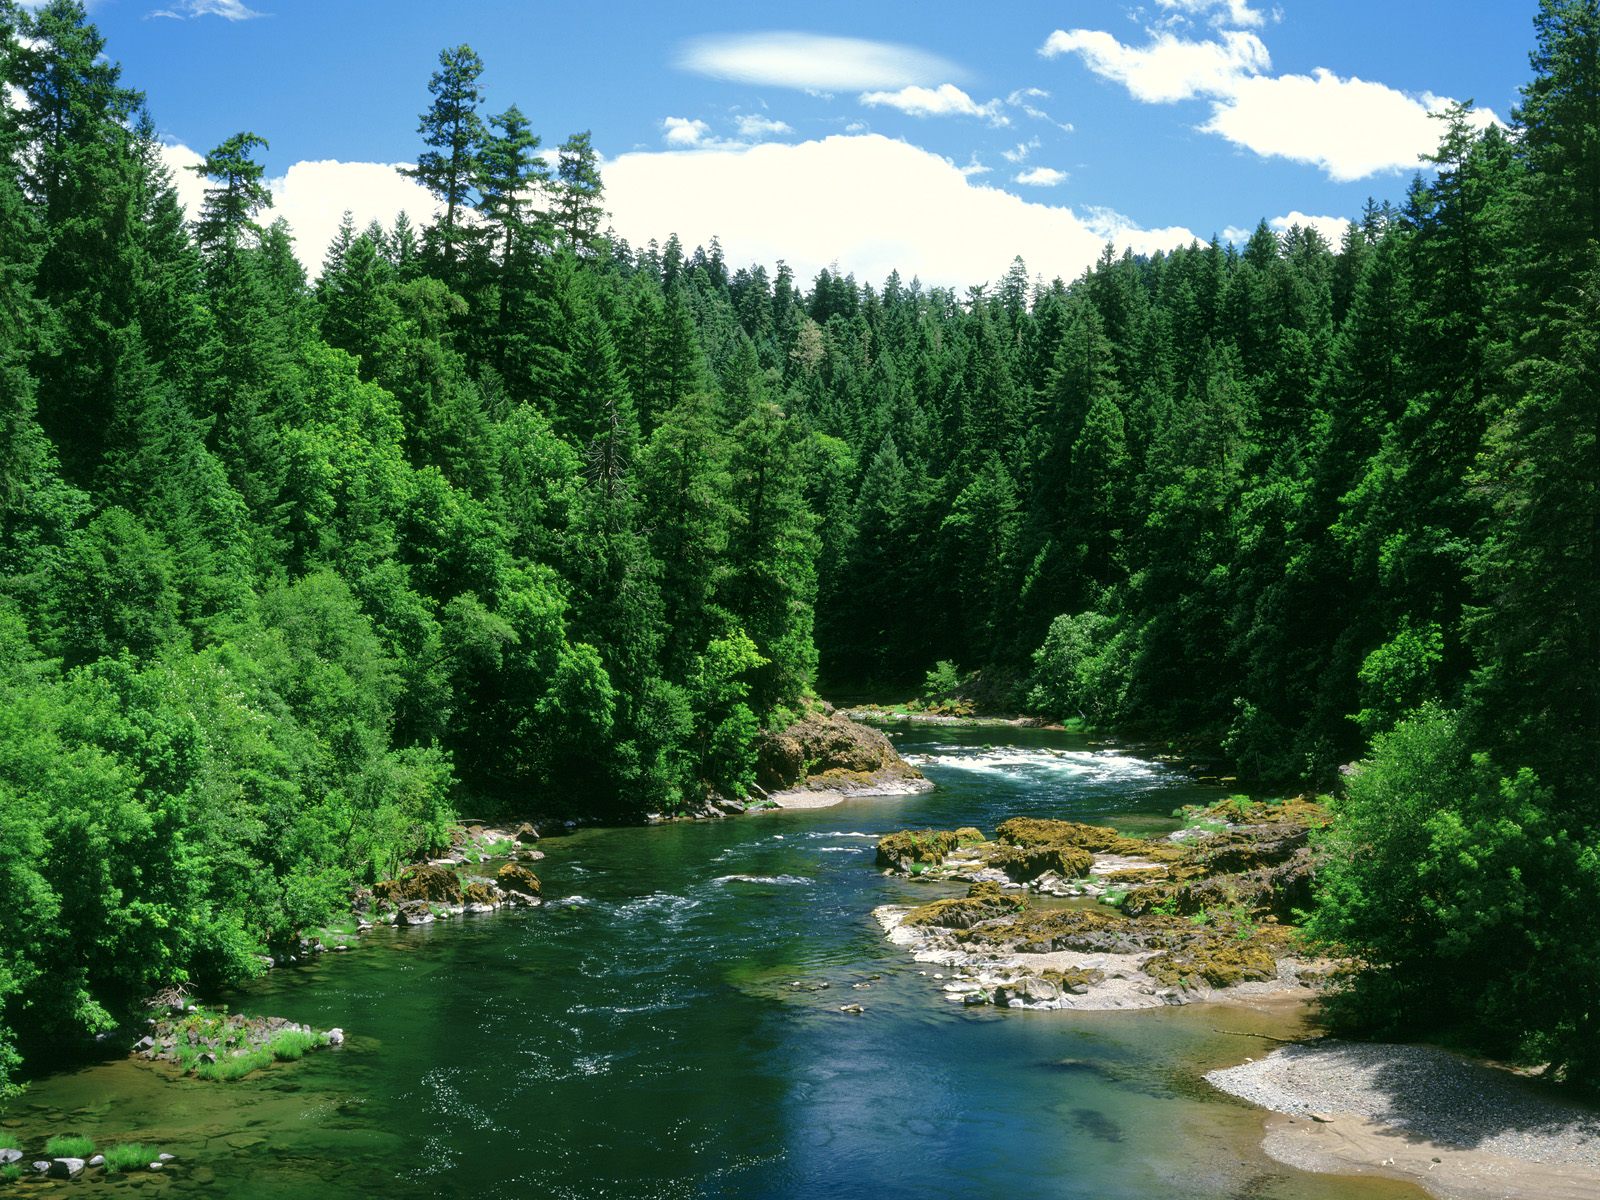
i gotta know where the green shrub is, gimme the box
[1,1163,21,1182]
[104,1144,160,1173]
[44,1135,94,1158]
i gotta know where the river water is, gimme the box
[6,724,1421,1199]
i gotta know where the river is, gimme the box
[5,724,1422,1198]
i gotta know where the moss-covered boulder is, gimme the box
[462,880,501,907]
[875,827,985,870]
[757,708,925,791]
[496,863,541,898]
[901,880,1024,930]
[989,841,1095,882]
[994,817,1179,859]
[374,864,461,905]
[1143,936,1281,989]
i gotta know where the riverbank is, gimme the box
[1208,1041,1600,1200]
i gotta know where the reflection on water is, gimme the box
[5,724,1424,1199]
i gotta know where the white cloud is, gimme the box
[1042,25,1497,181]
[160,143,438,274]
[604,133,1195,289]
[734,113,793,138]
[955,153,992,177]
[858,83,1008,126]
[1222,210,1353,246]
[1007,87,1075,132]
[676,32,962,93]
[149,0,264,19]
[1155,0,1267,29]
[1206,70,1499,181]
[1014,166,1068,187]
[1002,137,1041,163]
[662,116,713,147]
[1041,28,1270,103]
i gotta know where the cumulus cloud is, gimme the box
[1223,210,1353,246]
[149,0,265,20]
[160,143,438,274]
[1206,72,1500,181]
[604,133,1195,288]
[858,83,1008,126]
[662,116,713,147]
[1014,166,1068,187]
[734,113,794,138]
[1041,25,1497,180]
[676,32,961,93]
[1041,28,1270,103]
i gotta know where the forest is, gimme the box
[0,0,1596,1097]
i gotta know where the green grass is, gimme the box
[44,1134,94,1158]
[195,1047,273,1081]
[1,1163,22,1183]
[267,1029,321,1061]
[103,1144,160,1173]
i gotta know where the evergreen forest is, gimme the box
[0,0,1596,1098]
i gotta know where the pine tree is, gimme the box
[406,44,487,272]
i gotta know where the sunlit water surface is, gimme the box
[8,724,1422,1199]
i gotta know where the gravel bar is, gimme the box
[1208,1040,1600,1170]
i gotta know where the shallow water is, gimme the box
[6,724,1424,1199]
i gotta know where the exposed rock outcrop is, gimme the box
[756,706,931,803]
[876,793,1336,1011]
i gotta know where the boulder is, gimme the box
[756,709,923,791]
[875,827,984,870]
[513,822,540,844]
[88,1155,104,1167]
[48,1158,85,1179]
[496,863,541,899]
[326,1028,345,1046]
[994,975,1061,1007]
[392,900,436,926]
[901,880,1025,930]
[374,864,462,905]
[0,1149,20,1165]
[31,1161,48,1174]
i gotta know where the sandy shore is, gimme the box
[769,778,933,809]
[1208,1041,1600,1200]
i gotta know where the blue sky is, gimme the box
[69,0,1539,285]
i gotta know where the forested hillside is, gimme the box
[1,0,1596,1094]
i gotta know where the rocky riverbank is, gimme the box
[872,794,1337,1010]
[1208,1041,1600,1200]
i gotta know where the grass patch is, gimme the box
[44,1134,94,1158]
[267,1029,321,1061]
[103,1144,160,1173]
[195,1047,273,1081]
[1,1163,21,1183]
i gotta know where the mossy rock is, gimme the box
[374,864,462,905]
[1039,966,1106,995]
[988,842,1095,883]
[994,817,1183,861]
[1143,937,1280,989]
[901,880,1024,930]
[876,829,972,869]
[462,881,500,906]
[496,863,541,897]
